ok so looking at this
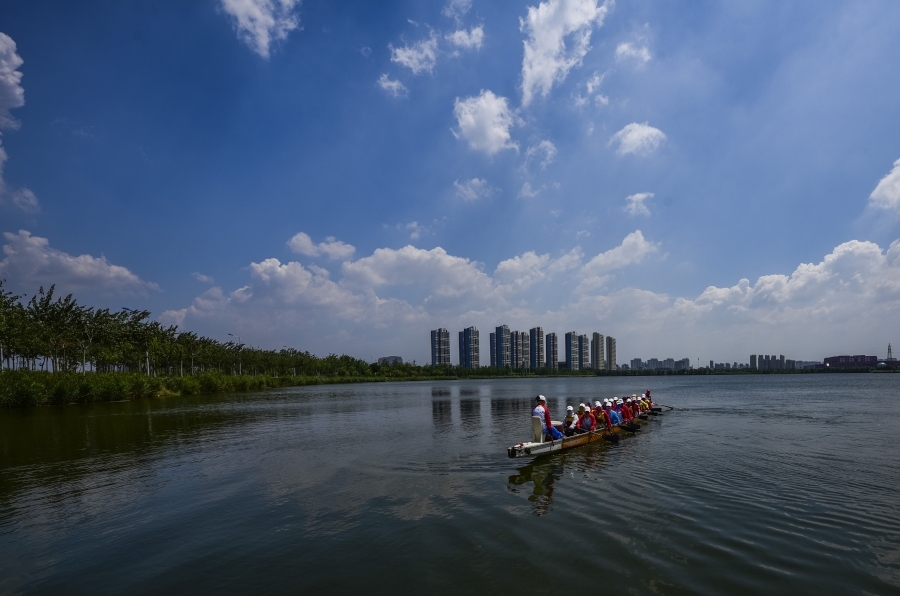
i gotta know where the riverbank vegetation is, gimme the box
[0,282,893,408]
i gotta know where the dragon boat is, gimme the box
[506,409,661,459]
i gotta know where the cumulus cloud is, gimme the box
[0,33,38,213]
[377,73,408,97]
[287,232,355,260]
[0,230,158,296]
[454,177,495,201]
[869,158,900,214]
[193,272,215,284]
[390,32,439,75]
[446,26,484,50]
[625,192,653,216]
[582,230,658,276]
[609,122,666,155]
[520,0,611,106]
[615,41,651,66]
[220,0,302,58]
[453,90,518,155]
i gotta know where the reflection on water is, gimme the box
[459,398,481,435]
[508,458,562,516]
[459,388,479,397]
[431,399,452,434]
[431,388,450,397]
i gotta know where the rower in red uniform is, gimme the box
[617,398,633,422]
[575,405,597,433]
[593,400,612,429]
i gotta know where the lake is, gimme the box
[1,374,899,594]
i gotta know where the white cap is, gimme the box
[566,405,574,411]
[536,394,546,402]
[595,401,602,407]
[579,403,585,409]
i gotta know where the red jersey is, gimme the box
[576,412,596,431]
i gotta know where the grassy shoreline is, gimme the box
[1,367,894,408]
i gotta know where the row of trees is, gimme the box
[0,282,373,377]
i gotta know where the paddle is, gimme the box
[654,403,676,410]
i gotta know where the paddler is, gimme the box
[605,400,622,425]
[533,395,563,440]
[594,400,612,430]
[575,403,597,433]
[562,405,578,436]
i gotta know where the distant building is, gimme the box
[631,357,643,370]
[750,354,757,369]
[510,330,530,370]
[378,356,403,366]
[489,332,496,367]
[458,327,480,369]
[591,332,605,370]
[565,332,579,371]
[824,355,877,368]
[605,336,616,370]
[578,334,590,370]
[494,325,511,368]
[546,333,558,370]
[530,327,544,369]
[709,360,714,369]
[431,328,450,366]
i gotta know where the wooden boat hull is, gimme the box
[506,416,655,458]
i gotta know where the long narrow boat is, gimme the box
[506,412,658,458]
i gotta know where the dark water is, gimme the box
[1,375,899,595]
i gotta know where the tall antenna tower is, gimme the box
[888,343,894,361]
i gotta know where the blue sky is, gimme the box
[2,0,900,365]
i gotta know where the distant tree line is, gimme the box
[0,282,373,377]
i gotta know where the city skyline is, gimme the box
[1,2,898,365]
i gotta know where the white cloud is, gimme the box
[0,33,38,213]
[520,0,611,106]
[0,230,158,296]
[287,232,355,260]
[525,140,557,169]
[582,230,658,276]
[377,74,408,98]
[405,221,426,240]
[625,192,653,216]
[869,158,900,214]
[453,90,518,155]
[446,26,484,50]
[193,272,215,284]
[220,0,302,58]
[609,122,666,156]
[443,0,473,21]
[454,178,495,201]
[615,41,651,66]
[390,32,439,75]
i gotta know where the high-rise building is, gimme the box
[591,332,605,370]
[489,333,496,367]
[709,360,714,369]
[510,330,530,369]
[750,354,757,369]
[631,358,643,370]
[779,355,785,369]
[530,327,544,369]
[545,333,558,370]
[605,336,616,370]
[430,328,450,366]
[494,325,511,368]
[578,334,590,370]
[565,332,579,371]
[458,327,480,369]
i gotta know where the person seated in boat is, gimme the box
[645,389,653,406]
[533,395,564,440]
[593,401,612,430]
[562,405,578,436]
[575,404,597,433]
[617,398,634,422]
[604,400,621,425]
[628,397,640,417]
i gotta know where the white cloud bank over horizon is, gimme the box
[159,231,900,364]
[0,230,158,297]
[869,158,900,214]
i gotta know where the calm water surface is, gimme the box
[2,375,900,595]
